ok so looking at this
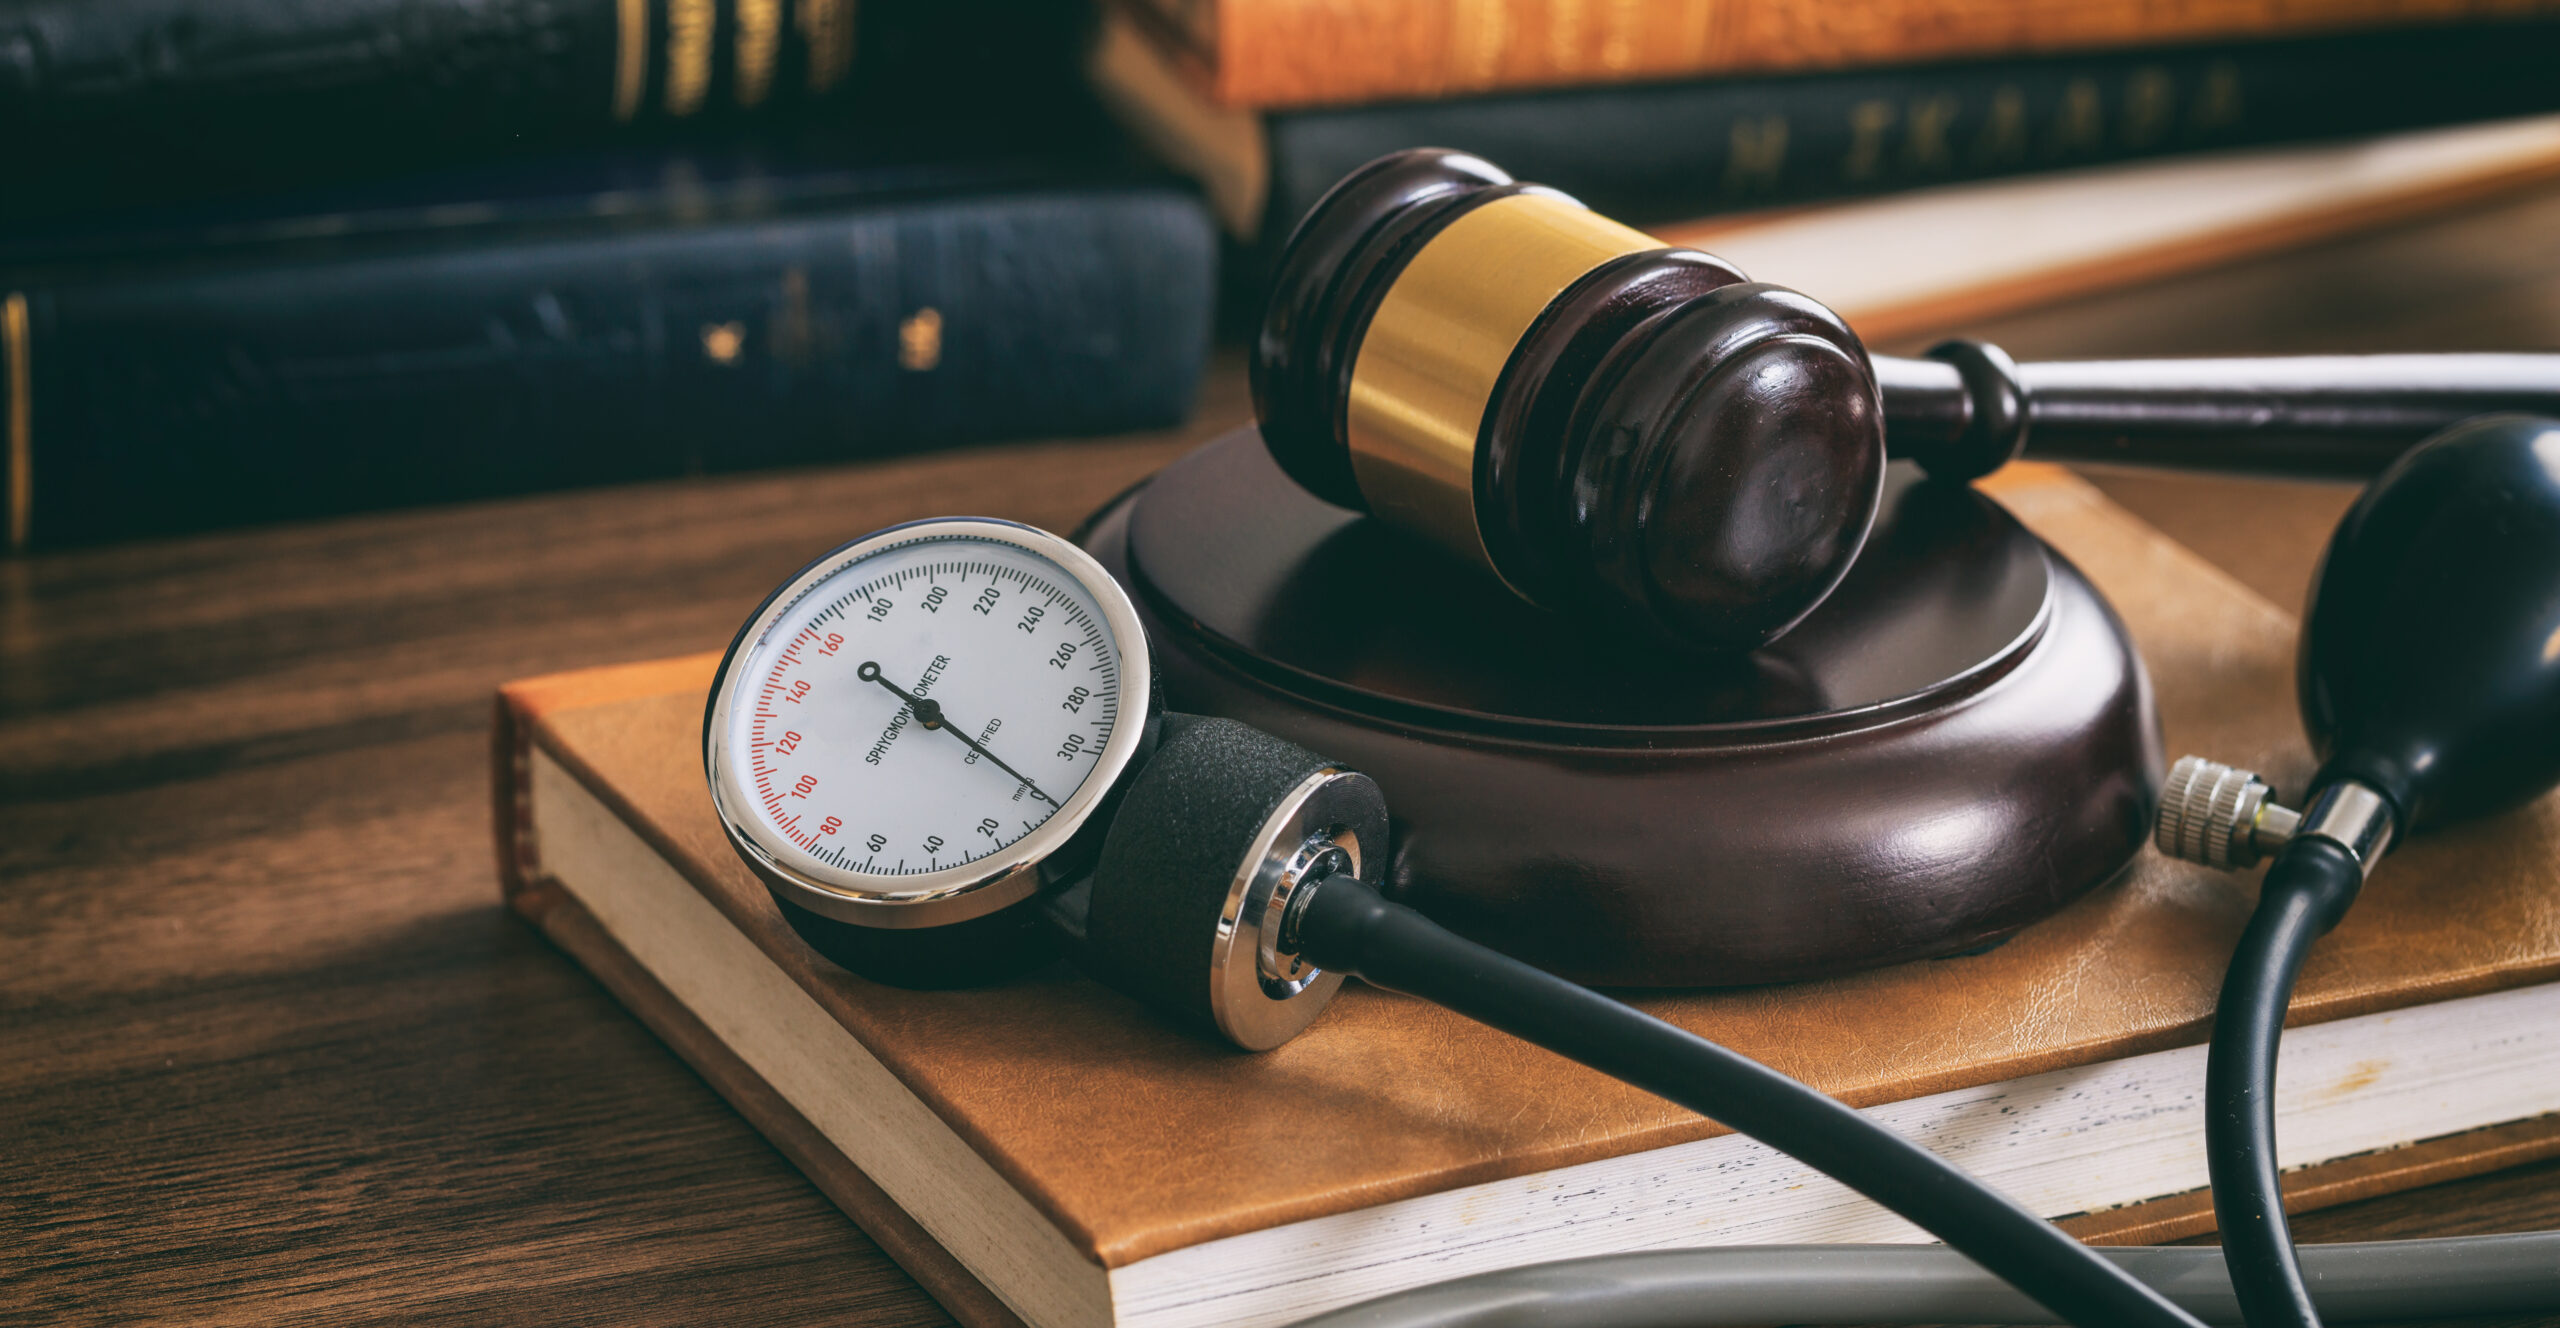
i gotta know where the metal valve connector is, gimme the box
[2155,755,2303,870]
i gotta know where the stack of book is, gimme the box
[0,0,1217,551]
[1092,0,2560,346]
[1094,0,2560,243]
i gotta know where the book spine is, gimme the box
[1157,0,2560,109]
[1,0,1094,219]
[1260,21,2560,240]
[0,187,1214,550]
[12,0,651,131]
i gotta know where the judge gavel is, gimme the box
[1252,149,2560,652]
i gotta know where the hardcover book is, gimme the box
[1093,9,2560,240]
[2,0,1096,222]
[1115,0,2560,109]
[494,459,2560,1328]
[0,140,1216,551]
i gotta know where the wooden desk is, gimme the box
[11,185,2560,1327]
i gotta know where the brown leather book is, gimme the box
[494,462,2560,1328]
[1120,0,2560,110]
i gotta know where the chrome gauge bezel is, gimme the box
[703,518,1155,930]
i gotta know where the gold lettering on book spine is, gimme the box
[2123,67,2176,148]
[2049,79,2103,157]
[1973,86,2028,167]
[665,0,715,115]
[2192,61,2244,133]
[798,0,856,95]
[899,309,943,372]
[613,0,649,120]
[1841,100,1894,181]
[5,292,28,554]
[736,0,781,106]
[1724,115,1787,195]
[1346,193,1657,586]
[1903,94,1958,173]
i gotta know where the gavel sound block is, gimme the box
[1094,147,2557,984]
[1078,429,2156,986]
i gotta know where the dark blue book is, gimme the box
[1,0,1099,223]
[0,139,1216,550]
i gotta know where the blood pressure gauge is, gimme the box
[703,519,1157,962]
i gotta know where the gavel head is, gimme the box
[1252,149,1886,653]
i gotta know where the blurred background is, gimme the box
[6,0,2560,552]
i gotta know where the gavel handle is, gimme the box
[1876,343,2560,480]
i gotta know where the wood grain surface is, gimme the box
[10,183,2560,1327]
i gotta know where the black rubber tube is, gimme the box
[1292,874,2209,1328]
[1285,1233,2560,1328]
[2207,836,2367,1328]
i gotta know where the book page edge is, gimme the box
[516,725,2560,1328]
[527,746,1115,1328]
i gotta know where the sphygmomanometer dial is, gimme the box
[703,518,1153,929]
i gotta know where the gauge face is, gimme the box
[706,520,1150,925]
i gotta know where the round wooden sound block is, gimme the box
[1080,427,2161,986]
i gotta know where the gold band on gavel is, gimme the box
[1345,191,1660,588]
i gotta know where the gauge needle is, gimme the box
[857,661,1060,808]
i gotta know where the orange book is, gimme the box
[1124,0,2560,110]
[495,463,2560,1328]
